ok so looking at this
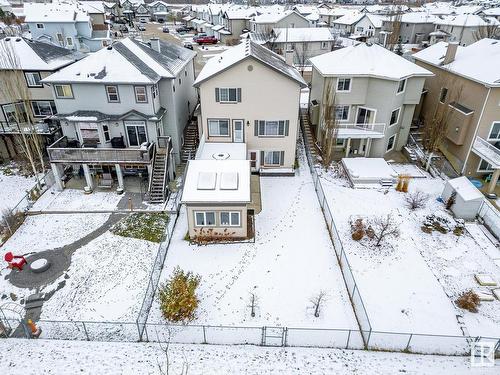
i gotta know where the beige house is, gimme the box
[413,39,500,193]
[193,39,306,174]
[182,159,251,239]
[309,43,433,158]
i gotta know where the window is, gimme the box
[54,84,73,98]
[264,151,283,166]
[488,122,500,141]
[397,79,406,94]
[356,107,376,124]
[215,88,241,103]
[31,101,57,117]
[134,86,147,103]
[321,41,328,49]
[36,23,44,29]
[79,123,100,144]
[386,134,396,152]
[125,121,147,146]
[66,37,73,47]
[334,105,349,121]
[257,120,288,136]
[24,72,42,87]
[390,108,400,126]
[56,33,64,45]
[439,87,448,103]
[105,86,120,102]
[103,125,110,142]
[195,211,216,226]
[337,78,351,92]
[208,119,229,136]
[152,84,158,99]
[220,211,240,226]
[478,159,494,172]
[178,78,182,85]
[2,103,28,123]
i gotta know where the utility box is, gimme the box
[442,176,484,220]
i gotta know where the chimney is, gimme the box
[442,41,458,65]
[150,37,161,53]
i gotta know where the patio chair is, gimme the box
[98,173,113,189]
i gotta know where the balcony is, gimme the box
[336,123,386,139]
[471,136,500,169]
[0,121,61,135]
[47,136,155,164]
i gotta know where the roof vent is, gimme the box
[107,45,113,50]
[5,37,10,41]
[15,38,21,42]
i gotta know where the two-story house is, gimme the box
[381,13,438,46]
[309,42,433,159]
[0,37,83,160]
[249,10,309,34]
[24,0,111,53]
[42,37,197,202]
[148,1,169,23]
[193,39,306,173]
[430,14,499,46]
[413,39,500,194]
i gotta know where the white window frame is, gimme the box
[208,119,230,137]
[321,41,328,49]
[263,151,282,166]
[66,37,73,47]
[24,72,43,88]
[134,86,148,103]
[54,84,73,99]
[125,120,148,147]
[220,211,240,227]
[389,107,401,127]
[56,33,64,45]
[477,159,494,173]
[396,79,406,95]
[356,106,377,125]
[386,134,397,153]
[194,211,216,227]
[219,88,239,103]
[336,77,351,92]
[103,124,111,142]
[258,120,287,137]
[152,84,158,99]
[334,105,350,122]
[488,122,500,141]
[105,85,120,103]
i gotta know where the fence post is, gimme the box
[136,320,142,342]
[202,325,207,344]
[261,326,266,346]
[346,330,352,349]
[365,329,372,349]
[405,333,413,352]
[82,321,89,341]
[283,327,288,347]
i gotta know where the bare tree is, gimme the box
[310,290,327,318]
[294,40,310,77]
[385,2,403,51]
[472,23,500,42]
[369,214,400,247]
[319,80,340,166]
[263,26,281,53]
[156,328,189,375]
[405,190,429,210]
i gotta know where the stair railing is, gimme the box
[147,143,157,198]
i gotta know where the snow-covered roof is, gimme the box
[342,158,398,187]
[251,10,305,24]
[332,11,365,26]
[182,160,251,204]
[482,7,500,16]
[434,14,498,27]
[364,4,410,14]
[79,1,105,14]
[446,176,483,201]
[0,37,83,71]
[396,12,438,24]
[365,14,384,28]
[224,7,258,20]
[413,39,500,87]
[194,39,306,88]
[310,42,433,81]
[198,142,247,161]
[42,37,195,84]
[24,1,90,23]
[272,27,335,43]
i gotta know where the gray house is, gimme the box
[42,37,197,202]
[309,43,433,158]
[381,13,438,45]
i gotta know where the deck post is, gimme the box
[115,164,124,190]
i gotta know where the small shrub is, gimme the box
[405,191,428,210]
[183,232,190,241]
[456,290,480,313]
[351,218,365,241]
[0,209,25,243]
[191,227,237,245]
[421,225,433,234]
[446,192,456,210]
[159,267,201,322]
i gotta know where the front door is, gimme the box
[233,119,244,143]
[249,151,259,172]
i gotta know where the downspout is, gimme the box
[461,86,491,175]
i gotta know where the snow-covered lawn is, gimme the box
[0,166,39,212]
[149,154,359,335]
[319,164,500,340]
[40,231,156,323]
[1,339,498,375]
[31,187,122,211]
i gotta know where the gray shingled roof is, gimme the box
[24,37,84,63]
[130,38,196,77]
[113,41,161,82]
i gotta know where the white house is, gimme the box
[431,14,500,46]
[249,10,309,33]
[193,39,306,174]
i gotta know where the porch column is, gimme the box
[51,163,64,191]
[147,164,153,178]
[345,138,351,158]
[169,152,175,181]
[365,138,372,157]
[115,164,124,190]
[82,164,94,191]
[488,168,500,194]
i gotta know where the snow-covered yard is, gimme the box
[0,164,40,212]
[148,152,359,337]
[31,187,122,211]
[318,163,500,340]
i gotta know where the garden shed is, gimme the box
[442,176,484,220]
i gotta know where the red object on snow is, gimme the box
[4,252,27,271]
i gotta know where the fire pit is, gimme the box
[29,258,51,274]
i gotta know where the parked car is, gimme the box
[192,33,207,42]
[196,36,218,45]
[175,26,191,33]
[140,19,147,24]
[183,42,193,50]
[137,25,146,31]
[162,26,170,33]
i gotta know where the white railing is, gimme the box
[472,136,500,168]
[336,123,386,138]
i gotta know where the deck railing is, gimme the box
[472,136,500,168]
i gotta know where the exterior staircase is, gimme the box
[149,153,167,204]
[181,122,199,163]
[300,109,319,159]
